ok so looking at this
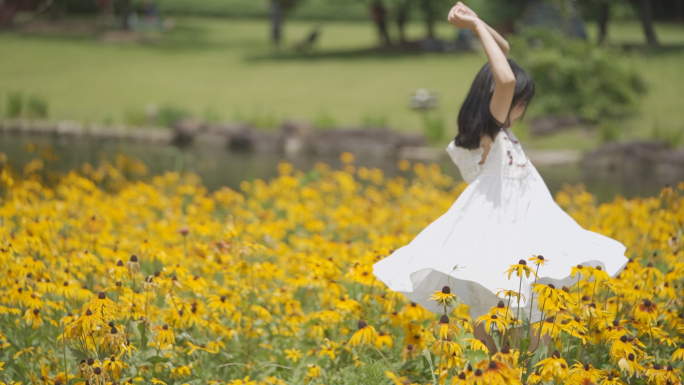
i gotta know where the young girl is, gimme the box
[372,2,628,346]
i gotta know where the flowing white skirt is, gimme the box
[372,161,629,323]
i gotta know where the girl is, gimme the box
[372,2,628,349]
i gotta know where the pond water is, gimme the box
[0,133,676,204]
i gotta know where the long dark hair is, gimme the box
[454,58,535,149]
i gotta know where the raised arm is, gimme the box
[448,2,515,126]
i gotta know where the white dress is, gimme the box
[372,127,629,322]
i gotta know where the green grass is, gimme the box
[0,16,683,151]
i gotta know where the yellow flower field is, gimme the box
[0,147,683,385]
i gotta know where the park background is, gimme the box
[1,2,684,384]
[1,0,683,201]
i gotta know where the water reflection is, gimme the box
[0,133,676,204]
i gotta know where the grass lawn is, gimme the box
[0,16,682,151]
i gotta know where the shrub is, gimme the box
[26,95,49,119]
[360,112,389,129]
[509,28,647,123]
[314,110,338,130]
[6,92,22,118]
[156,104,192,128]
[422,113,446,144]
[651,121,684,147]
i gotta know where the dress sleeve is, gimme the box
[445,140,484,184]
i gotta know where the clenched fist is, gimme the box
[447,2,480,30]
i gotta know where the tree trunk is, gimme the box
[630,0,659,46]
[370,1,391,47]
[421,0,436,40]
[120,0,132,30]
[270,0,283,50]
[49,0,60,21]
[395,0,410,45]
[597,0,610,44]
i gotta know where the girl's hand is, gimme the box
[456,2,478,19]
[447,2,480,30]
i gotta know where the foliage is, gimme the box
[26,95,49,119]
[4,92,49,119]
[598,120,622,143]
[5,92,23,119]
[650,121,684,147]
[421,113,445,144]
[510,27,648,123]
[360,112,389,128]
[1,145,683,384]
[156,104,193,128]
[313,110,338,129]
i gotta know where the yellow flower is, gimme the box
[284,348,302,363]
[429,286,459,308]
[228,376,257,385]
[348,320,377,347]
[617,353,645,376]
[186,341,219,355]
[83,292,121,320]
[634,299,659,324]
[528,254,548,267]
[570,264,590,279]
[534,350,569,381]
[475,313,508,333]
[153,324,175,350]
[305,364,322,380]
[504,259,538,280]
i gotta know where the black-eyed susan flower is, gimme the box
[126,255,140,279]
[532,316,562,340]
[375,330,393,349]
[475,313,508,333]
[476,359,521,385]
[534,350,569,381]
[491,344,518,367]
[304,364,321,381]
[153,324,174,350]
[185,341,219,355]
[528,254,547,267]
[400,343,419,362]
[504,259,538,280]
[429,286,458,308]
[617,353,645,376]
[634,299,659,324]
[571,264,590,279]
[465,338,489,355]
[22,308,43,329]
[65,309,105,341]
[102,355,128,381]
[284,348,302,363]
[83,292,121,320]
[384,370,417,385]
[348,320,377,347]
[569,362,602,384]
[434,315,460,340]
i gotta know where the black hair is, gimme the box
[454,58,535,149]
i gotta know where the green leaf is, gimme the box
[68,347,89,361]
[137,322,148,349]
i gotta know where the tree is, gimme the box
[388,0,412,44]
[270,0,308,51]
[369,0,392,46]
[120,0,132,30]
[629,0,659,46]
[419,0,444,40]
[578,0,659,46]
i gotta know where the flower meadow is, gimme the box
[0,147,683,385]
